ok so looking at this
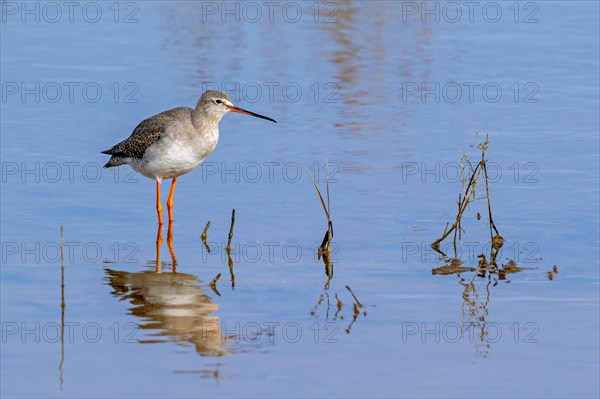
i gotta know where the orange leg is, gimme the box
[167,178,177,223]
[156,178,163,225]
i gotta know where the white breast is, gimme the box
[130,120,220,181]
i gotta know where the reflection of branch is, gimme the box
[311,284,367,335]
[209,273,222,297]
[325,291,331,321]
[226,210,235,253]
[310,293,325,317]
[431,241,448,259]
[201,221,211,253]
[345,285,362,307]
[458,275,493,358]
[225,210,235,288]
[334,293,343,320]
[310,278,332,319]
[547,265,559,280]
[345,303,361,334]
[59,226,65,390]
[344,285,366,334]
[227,254,235,289]
[322,250,334,282]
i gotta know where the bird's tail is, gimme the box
[101,150,126,168]
[103,157,126,168]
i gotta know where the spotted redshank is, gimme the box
[102,90,276,224]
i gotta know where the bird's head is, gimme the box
[198,90,277,123]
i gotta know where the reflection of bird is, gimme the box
[105,268,228,357]
[102,90,276,224]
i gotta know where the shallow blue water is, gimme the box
[1,1,599,397]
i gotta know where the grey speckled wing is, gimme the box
[102,107,189,168]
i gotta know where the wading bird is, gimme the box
[102,90,276,224]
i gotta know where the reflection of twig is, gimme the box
[59,226,65,390]
[205,362,226,385]
[209,273,222,297]
[201,221,211,253]
[325,291,331,321]
[344,285,366,334]
[227,254,235,289]
[310,293,325,317]
[334,293,343,320]
[345,285,362,308]
[322,251,334,283]
[226,210,235,253]
[345,304,362,335]
[458,275,493,358]
[311,278,333,320]
[319,221,334,261]
[312,284,367,335]
[226,210,235,288]
[431,243,448,259]
[547,265,559,280]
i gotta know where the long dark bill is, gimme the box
[229,106,277,123]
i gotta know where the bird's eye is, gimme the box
[215,99,222,104]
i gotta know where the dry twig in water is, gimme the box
[432,135,503,262]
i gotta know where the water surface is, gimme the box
[1,1,599,397]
